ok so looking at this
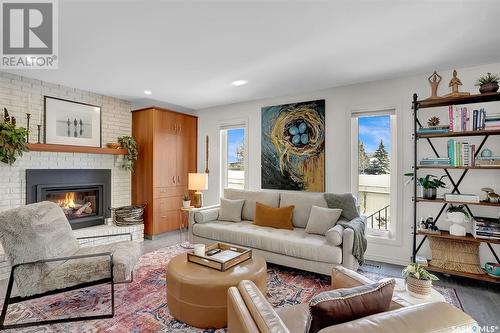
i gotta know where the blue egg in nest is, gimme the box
[289,126,299,135]
[298,122,307,134]
[292,135,301,144]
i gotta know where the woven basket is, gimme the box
[406,276,432,298]
[429,238,484,274]
[111,205,145,226]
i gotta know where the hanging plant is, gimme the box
[0,120,29,165]
[118,135,138,172]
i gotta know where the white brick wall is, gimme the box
[0,71,142,278]
[0,71,132,210]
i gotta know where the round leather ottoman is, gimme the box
[166,253,267,328]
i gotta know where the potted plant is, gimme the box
[405,173,447,199]
[475,73,500,94]
[182,195,191,208]
[118,136,138,172]
[402,263,439,299]
[0,120,29,165]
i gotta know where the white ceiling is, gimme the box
[8,0,500,110]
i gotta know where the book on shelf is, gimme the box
[476,159,500,167]
[419,157,450,166]
[447,139,475,166]
[472,217,500,240]
[443,193,480,203]
[416,128,449,134]
[448,106,493,132]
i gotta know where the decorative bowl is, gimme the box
[106,143,121,149]
[483,262,500,278]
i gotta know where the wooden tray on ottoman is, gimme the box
[187,243,252,271]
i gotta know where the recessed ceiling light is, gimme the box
[144,90,152,95]
[231,80,248,87]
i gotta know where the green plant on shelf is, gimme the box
[0,120,29,165]
[118,135,138,172]
[404,173,447,189]
[475,73,500,85]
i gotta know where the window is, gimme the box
[351,110,397,237]
[220,125,247,194]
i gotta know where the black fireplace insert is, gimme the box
[26,169,111,229]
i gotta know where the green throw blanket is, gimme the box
[337,217,367,265]
[324,193,367,265]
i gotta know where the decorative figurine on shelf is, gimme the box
[427,116,440,127]
[444,70,470,98]
[481,187,500,203]
[3,107,10,123]
[425,71,442,100]
[446,205,469,236]
[419,216,440,234]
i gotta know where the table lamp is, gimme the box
[188,173,208,208]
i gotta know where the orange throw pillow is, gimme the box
[253,202,295,230]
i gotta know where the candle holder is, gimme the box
[37,125,42,144]
[26,113,31,143]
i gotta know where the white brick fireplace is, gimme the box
[0,71,143,279]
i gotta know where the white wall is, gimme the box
[196,62,500,266]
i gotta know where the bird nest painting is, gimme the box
[261,100,325,191]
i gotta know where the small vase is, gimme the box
[406,276,432,299]
[422,188,437,200]
[182,200,191,208]
[479,82,499,94]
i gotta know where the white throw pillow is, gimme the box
[305,205,342,235]
[219,198,245,222]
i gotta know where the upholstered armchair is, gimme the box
[0,201,141,330]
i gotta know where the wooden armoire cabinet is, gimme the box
[131,107,197,238]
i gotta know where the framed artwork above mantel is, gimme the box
[44,96,102,147]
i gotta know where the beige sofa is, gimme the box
[188,189,364,274]
[227,267,477,333]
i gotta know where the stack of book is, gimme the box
[444,193,480,203]
[419,157,450,166]
[449,106,471,132]
[472,217,500,241]
[416,125,449,134]
[476,155,500,167]
[472,108,487,131]
[485,113,500,130]
[448,106,493,132]
[447,139,476,166]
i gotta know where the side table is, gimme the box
[179,206,195,249]
[393,278,445,305]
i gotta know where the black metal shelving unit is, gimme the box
[412,92,500,283]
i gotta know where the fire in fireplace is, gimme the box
[46,190,98,219]
[26,169,111,229]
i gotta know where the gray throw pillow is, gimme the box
[324,193,360,220]
[219,198,245,222]
[305,205,342,235]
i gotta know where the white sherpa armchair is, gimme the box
[0,201,141,330]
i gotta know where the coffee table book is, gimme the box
[187,243,252,272]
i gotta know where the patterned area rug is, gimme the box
[0,245,461,332]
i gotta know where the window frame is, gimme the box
[350,108,399,240]
[219,120,249,196]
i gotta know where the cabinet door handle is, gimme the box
[161,215,167,218]
[177,175,180,183]
[172,176,176,184]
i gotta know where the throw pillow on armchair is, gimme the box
[308,279,395,333]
